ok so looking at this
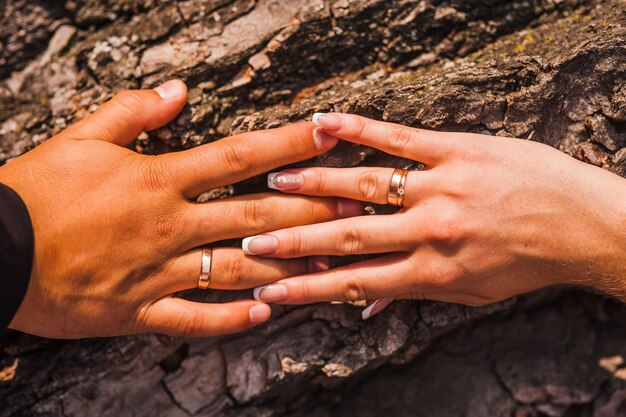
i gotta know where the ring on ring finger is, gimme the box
[387,168,409,207]
[197,248,212,289]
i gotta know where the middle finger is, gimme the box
[181,193,363,250]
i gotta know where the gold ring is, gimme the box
[197,248,212,289]
[387,168,409,207]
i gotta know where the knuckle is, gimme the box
[135,303,154,330]
[286,132,305,153]
[441,176,467,197]
[242,200,270,231]
[352,116,368,138]
[336,227,362,255]
[453,134,488,161]
[291,279,311,302]
[340,276,368,301]
[305,197,323,221]
[310,170,328,194]
[426,209,464,243]
[440,264,463,285]
[357,171,382,201]
[429,263,463,290]
[221,141,255,174]
[284,232,303,256]
[220,254,246,288]
[176,308,202,337]
[149,215,177,246]
[113,90,145,117]
[387,126,419,153]
[140,155,173,192]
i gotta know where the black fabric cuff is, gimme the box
[0,183,33,332]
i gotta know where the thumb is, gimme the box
[64,79,188,146]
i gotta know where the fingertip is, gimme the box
[312,112,323,127]
[154,79,187,101]
[242,236,255,255]
[313,127,339,151]
[308,256,330,273]
[241,235,278,256]
[362,298,394,320]
[249,303,272,324]
[312,113,343,131]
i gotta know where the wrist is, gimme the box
[577,171,626,299]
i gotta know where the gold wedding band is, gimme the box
[387,168,409,207]
[197,248,212,289]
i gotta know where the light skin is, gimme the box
[246,113,626,315]
[0,82,363,338]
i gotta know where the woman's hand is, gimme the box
[0,84,361,338]
[244,113,626,314]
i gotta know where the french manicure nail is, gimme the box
[249,303,272,324]
[253,285,288,302]
[362,298,395,320]
[308,256,330,273]
[313,128,339,150]
[154,79,184,100]
[312,113,343,130]
[242,235,278,255]
[268,172,304,191]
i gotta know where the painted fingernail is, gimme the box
[362,298,394,320]
[268,172,304,191]
[312,113,343,130]
[253,285,288,302]
[337,199,364,218]
[154,79,185,100]
[308,256,330,273]
[242,235,278,255]
[249,303,272,324]
[313,128,339,150]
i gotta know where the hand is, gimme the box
[243,113,626,313]
[0,83,361,338]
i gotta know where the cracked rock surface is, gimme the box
[1,0,625,416]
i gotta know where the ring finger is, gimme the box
[265,167,433,206]
[161,247,330,293]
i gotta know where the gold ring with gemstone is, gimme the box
[387,168,409,207]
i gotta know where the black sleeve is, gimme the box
[0,183,33,332]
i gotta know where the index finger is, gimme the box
[168,122,337,198]
[312,113,457,165]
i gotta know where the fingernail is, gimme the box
[253,285,288,302]
[308,256,330,272]
[268,172,303,191]
[312,113,343,130]
[242,235,278,255]
[154,79,184,100]
[313,128,339,150]
[362,298,394,320]
[337,199,364,218]
[249,303,272,324]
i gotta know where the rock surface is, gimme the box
[1,1,625,416]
